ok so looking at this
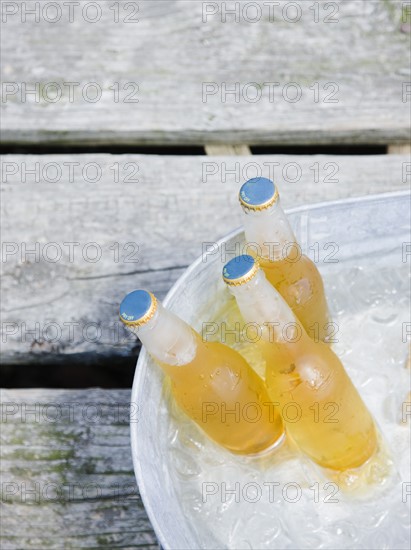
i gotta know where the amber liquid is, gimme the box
[258,254,331,342]
[262,336,377,470]
[159,333,284,455]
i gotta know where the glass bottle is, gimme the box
[239,177,331,342]
[120,289,284,455]
[222,256,377,470]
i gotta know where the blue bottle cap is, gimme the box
[119,290,158,327]
[239,177,279,211]
[222,255,260,286]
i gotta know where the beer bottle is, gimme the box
[239,177,331,341]
[120,289,284,455]
[222,256,377,470]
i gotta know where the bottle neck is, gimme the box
[228,270,308,346]
[128,303,198,367]
[242,198,298,261]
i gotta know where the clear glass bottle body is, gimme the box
[132,303,284,455]
[228,270,377,470]
[242,199,331,342]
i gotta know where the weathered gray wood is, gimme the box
[0,388,159,549]
[1,0,410,146]
[1,153,409,364]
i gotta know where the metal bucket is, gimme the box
[130,192,410,549]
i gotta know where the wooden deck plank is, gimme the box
[1,153,409,364]
[0,388,159,549]
[1,0,410,146]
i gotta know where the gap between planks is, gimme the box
[388,144,411,155]
[208,144,411,156]
[205,144,251,156]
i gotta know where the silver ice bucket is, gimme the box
[131,192,410,550]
